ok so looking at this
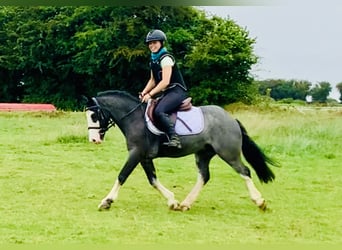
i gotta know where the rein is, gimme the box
[118,102,144,121]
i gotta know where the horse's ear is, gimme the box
[81,95,90,103]
[80,95,93,108]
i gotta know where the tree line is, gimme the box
[257,79,339,103]
[1,6,339,110]
[0,6,258,110]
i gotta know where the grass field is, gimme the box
[0,106,341,246]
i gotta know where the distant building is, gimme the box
[306,95,313,104]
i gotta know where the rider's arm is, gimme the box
[141,71,156,96]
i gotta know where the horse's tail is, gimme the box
[236,119,278,183]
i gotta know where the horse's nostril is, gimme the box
[92,139,96,143]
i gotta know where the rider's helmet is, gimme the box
[145,29,167,45]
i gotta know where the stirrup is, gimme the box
[163,135,182,149]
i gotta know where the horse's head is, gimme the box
[85,96,114,144]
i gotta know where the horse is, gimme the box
[85,90,277,211]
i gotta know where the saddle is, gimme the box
[145,97,204,136]
[146,97,192,124]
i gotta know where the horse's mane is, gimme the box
[97,90,139,103]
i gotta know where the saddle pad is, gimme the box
[145,106,204,136]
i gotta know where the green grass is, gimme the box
[0,107,341,245]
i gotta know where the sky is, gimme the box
[199,0,342,100]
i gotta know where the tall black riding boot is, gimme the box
[158,113,182,149]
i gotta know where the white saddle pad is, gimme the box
[145,104,204,136]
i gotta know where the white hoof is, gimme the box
[179,202,191,211]
[168,200,180,210]
[256,198,267,211]
[98,198,113,211]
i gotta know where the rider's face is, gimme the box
[148,41,162,53]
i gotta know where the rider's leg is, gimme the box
[154,87,186,148]
[157,112,181,148]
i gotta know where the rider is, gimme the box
[140,29,188,149]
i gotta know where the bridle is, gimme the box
[86,97,115,138]
[86,97,144,137]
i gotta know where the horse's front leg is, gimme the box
[98,178,121,210]
[140,158,179,210]
[179,173,205,211]
[98,149,141,211]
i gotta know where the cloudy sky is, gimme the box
[200,0,341,100]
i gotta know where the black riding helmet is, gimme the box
[145,29,167,45]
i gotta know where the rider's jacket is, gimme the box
[150,52,187,91]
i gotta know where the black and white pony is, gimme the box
[85,90,277,211]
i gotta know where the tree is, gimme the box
[336,82,342,102]
[310,81,332,103]
[184,16,257,105]
[0,6,258,109]
[0,7,27,102]
[257,79,311,101]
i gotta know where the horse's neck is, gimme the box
[100,95,142,126]
[114,100,144,137]
[112,101,137,118]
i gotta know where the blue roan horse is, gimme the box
[85,90,277,211]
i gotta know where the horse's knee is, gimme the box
[118,174,127,185]
[200,169,210,184]
[140,159,157,186]
[148,176,157,186]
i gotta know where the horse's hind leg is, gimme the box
[217,151,266,210]
[140,158,179,210]
[240,173,266,210]
[179,148,215,211]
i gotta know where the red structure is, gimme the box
[0,103,56,111]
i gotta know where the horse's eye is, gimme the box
[91,113,98,122]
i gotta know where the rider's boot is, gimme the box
[158,113,182,149]
[166,134,181,148]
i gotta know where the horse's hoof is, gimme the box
[179,203,191,212]
[98,199,113,211]
[257,200,267,211]
[168,201,180,211]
